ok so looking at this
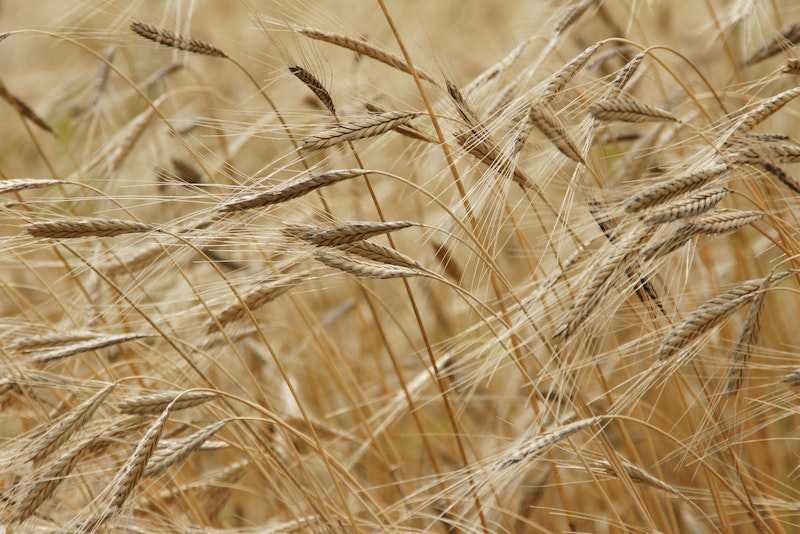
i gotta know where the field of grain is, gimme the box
[3,1,800,532]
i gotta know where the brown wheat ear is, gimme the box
[130,21,227,57]
[642,187,729,225]
[0,80,53,134]
[315,250,424,279]
[289,65,336,115]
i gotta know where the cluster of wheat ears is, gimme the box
[5,0,800,532]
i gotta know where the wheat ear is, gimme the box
[220,169,370,212]
[0,178,62,195]
[590,94,676,123]
[30,333,150,364]
[116,390,218,415]
[130,21,227,57]
[144,421,227,478]
[27,384,116,463]
[289,65,336,115]
[724,277,769,395]
[26,218,153,239]
[315,250,423,279]
[745,24,800,66]
[624,163,730,212]
[528,104,584,162]
[301,111,419,150]
[656,271,790,361]
[541,42,603,101]
[642,187,729,225]
[284,220,414,246]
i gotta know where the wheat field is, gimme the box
[3,1,800,532]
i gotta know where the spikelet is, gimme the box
[117,390,218,415]
[208,272,305,332]
[725,277,769,395]
[315,250,423,279]
[301,111,419,150]
[0,178,62,195]
[656,271,790,361]
[527,104,583,162]
[642,187,729,225]
[130,21,227,57]
[26,218,153,239]
[220,169,369,211]
[284,220,414,246]
[30,333,150,364]
[732,86,800,134]
[144,421,227,478]
[745,23,800,66]
[541,42,603,101]
[289,65,336,115]
[590,94,676,123]
[295,26,437,84]
[27,384,115,463]
[624,163,730,212]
